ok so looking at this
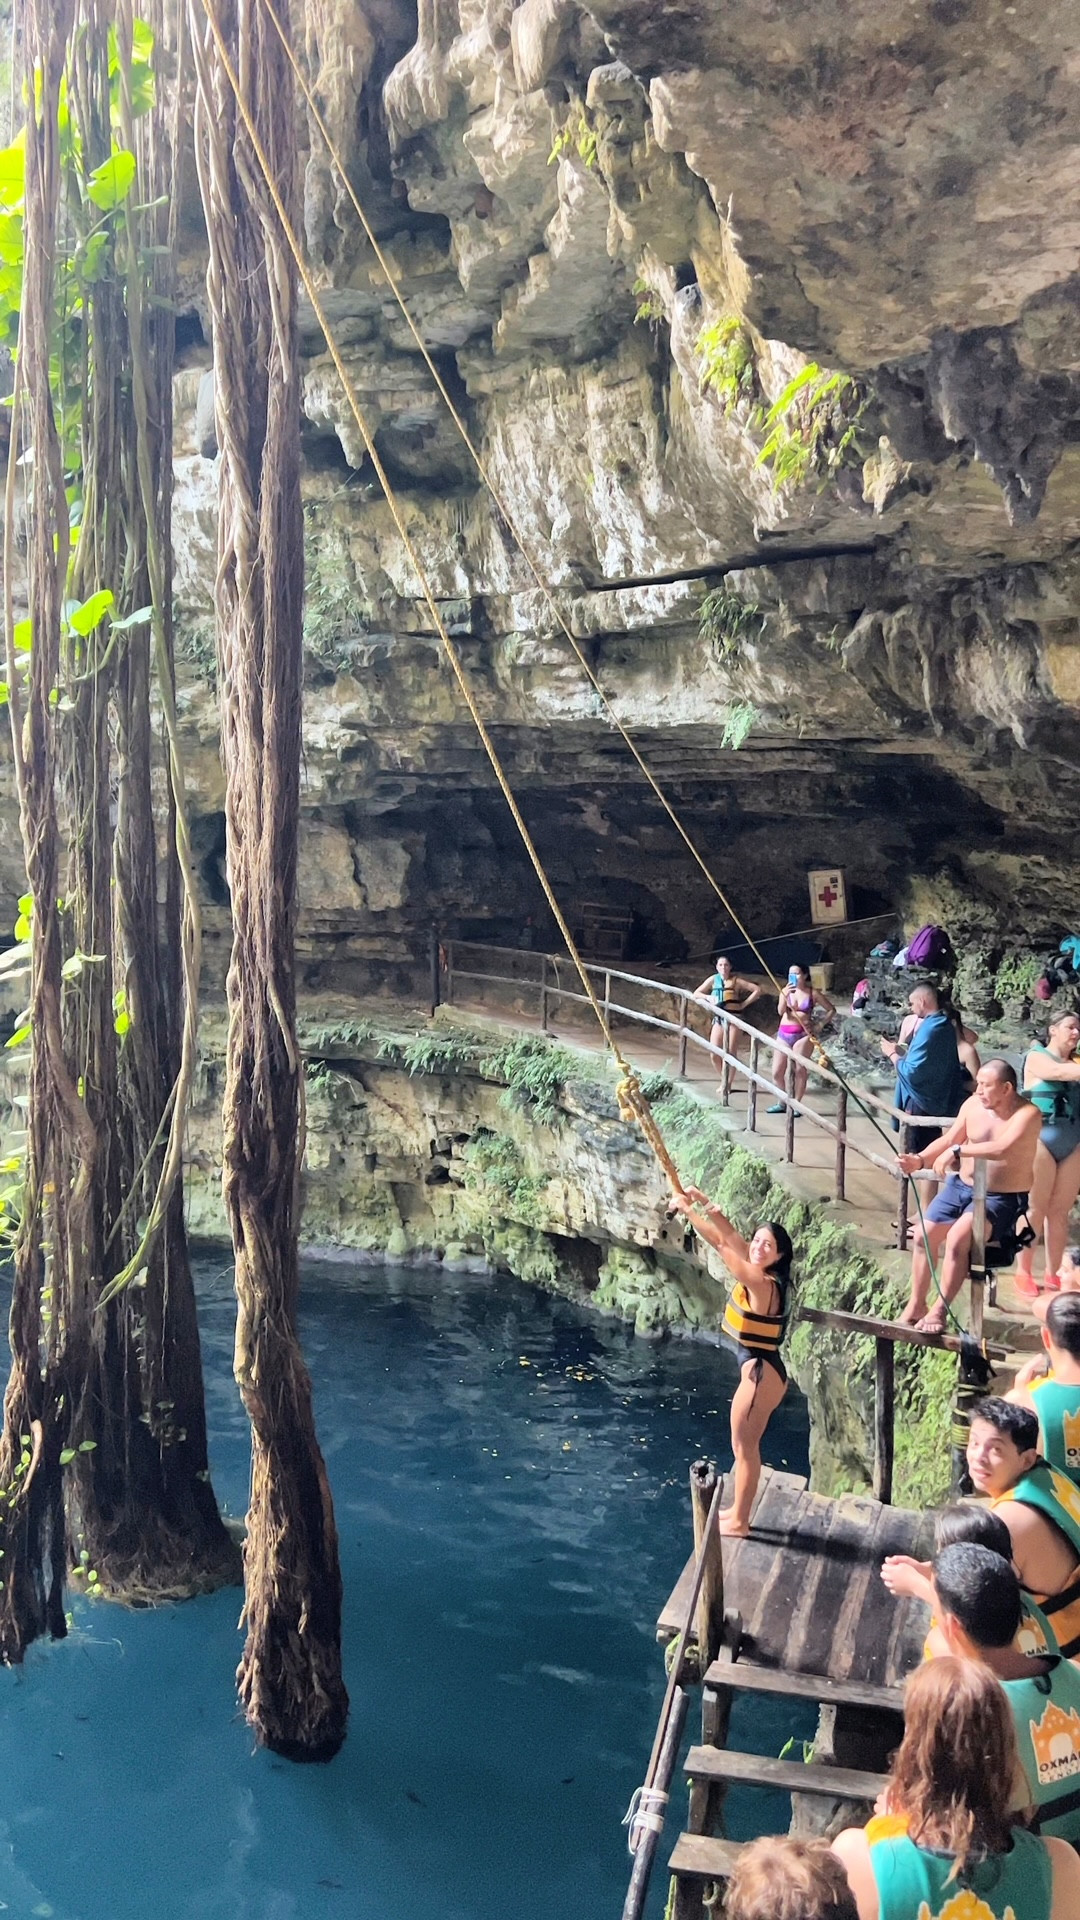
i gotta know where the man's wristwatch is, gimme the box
[951,1145,962,1167]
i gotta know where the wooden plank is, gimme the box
[684,1745,887,1802]
[874,1337,895,1505]
[797,1496,881,1680]
[669,1834,743,1880]
[735,1486,819,1660]
[655,1469,807,1641]
[798,1305,1008,1360]
[702,1657,903,1715]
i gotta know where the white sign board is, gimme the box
[808,868,848,927]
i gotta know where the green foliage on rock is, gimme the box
[755,363,868,494]
[461,1130,549,1228]
[720,701,759,750]
[696,316,756,411]
[698,588,765,660]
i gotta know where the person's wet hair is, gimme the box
[932,1543,1022,1649]
[970,1396,1038,1452]
[1046,1292,1080,1359]
[726,1835,858,1920]
[889,1657,1020,1871]
[932,1503,1013,1560]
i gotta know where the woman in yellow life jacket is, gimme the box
[668,1185,791,1536]
[831,1658,1080,1920]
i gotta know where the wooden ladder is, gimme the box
[668,1660,898,1915]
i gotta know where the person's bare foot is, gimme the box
[915,1309,947,1334]
[896,1305,923,1327]
[717,1508,750,1537]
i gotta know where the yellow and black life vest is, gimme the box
[722,1279,786,1356]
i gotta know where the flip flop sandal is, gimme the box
[1013,1272,1042,1298]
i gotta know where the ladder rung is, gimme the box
[669,1833,744,1880]
[685,1743,887,1801]
[702,1658,903,1715]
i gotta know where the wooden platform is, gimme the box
[657,1467,932,1689]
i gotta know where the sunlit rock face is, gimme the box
[168,0,1080,985]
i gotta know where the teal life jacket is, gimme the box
[1004,1654,1080,1841]
[867,1816,1051,1920]
[995,1463,1080,1656]
[1026,1044,1080,1126]
[1030,1373,1080,1485]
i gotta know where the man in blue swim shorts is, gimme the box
[896,1060,1041,1332]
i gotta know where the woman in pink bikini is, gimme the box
[768,964,835,1113]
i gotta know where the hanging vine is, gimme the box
[0,0,236,1658]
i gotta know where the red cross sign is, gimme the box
[808,869,848,926]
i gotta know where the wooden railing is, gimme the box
[436,936,965,1254]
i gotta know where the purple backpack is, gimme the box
[906,923,952,970]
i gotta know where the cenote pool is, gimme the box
[0,1257,811,1919]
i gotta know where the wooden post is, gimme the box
[689,1459,724,1670]
[678,992,688,1079]
[445,940,454,1007]
[620,1687,690,1920]
[540,954,550,1034]
[720,1014,730,1106]
[970,1155,986,1342]
[835,1085,847,1203]
[603,970,611,1024]
[896,1124,911,1251]
[785,1054,796,1162]
[873,1337,895,1506]
[428,924,440,1017]
[748,1036,760,1133]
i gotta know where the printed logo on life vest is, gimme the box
[1016,1613,1052,1659]
[915,1891,1014,1920]
[1048,1466,1080,1529]
[1063,1407,1080,1473]
[1030,1699,1080,1784]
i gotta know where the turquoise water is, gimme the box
[0,1257,810,1919]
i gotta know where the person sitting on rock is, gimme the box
[726,1835,857,1920]
[881,1500,1059,1661]
[931,1542,1080,1843]
[895,1060,1041,1332]
[692,953,762,1096]
[965,1397,1080,1659]
[1015,1009,1080,1297]
[831,1655,1080,1920]
[667,1185,791,1536]
[768,964,834,1114]
[880,982,964,1165]
[1007,1294,1080,1486]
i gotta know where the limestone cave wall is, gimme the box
[7,1,1080,986]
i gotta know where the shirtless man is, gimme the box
[896,1059,1040,1331]
[965,1397,1080,1657]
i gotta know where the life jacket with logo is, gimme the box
[924,1595,1059,1665]
[995,1463,1080,1657]
[866,1813,1051,1920]
[1030,1374,1080,1486]
[720,1278,786,1358]
[1004,1654,1080,1840]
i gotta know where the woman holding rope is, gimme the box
[668,1187,792,1536]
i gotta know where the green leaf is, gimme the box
[0,684,9,707]
[59,1448,75,1465]
[86,149,137,211]
[67,589,114,636]
[0,213,23,267]
[113,1009,130,1036]
[78,1439,97,1452]
[0,137,25,215]
[78,231,110,284]
[5,1023,30,1050]
[13,618,31,653]
[109,604,153,632]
